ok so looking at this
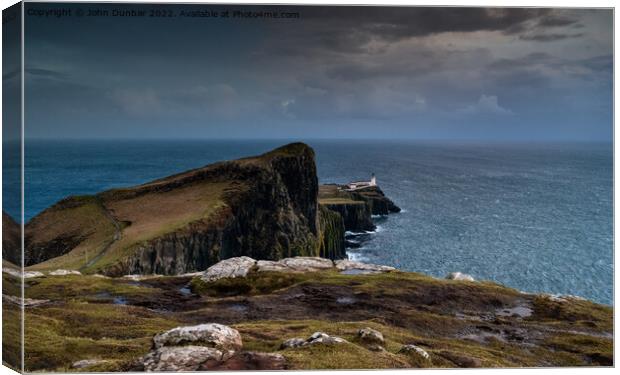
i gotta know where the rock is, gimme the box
[281,257,334,272]
[280,338,306,349]
[446,272,475,282]
[399,344,430,361]
[205,351,287,370]
[71,359,109,369]
[367,344,385,352]
[357,327,385,345]
[544,294,586,303]
[49,269,81,276]
[142,346,225,371]
[3,294,49,307]
[152,323,242,351]
[307,331,347,345]
[439,351,482,367]
[201,257,256,282]
[336,260,395,274]
[323,202,375,232]
[256,260,291,273]
[24,270,45,278]
[3,268,45,279]
[256,257,334,273]
[281,332,347,349]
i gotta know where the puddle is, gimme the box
[227,304,248,312]
[336,296,356,305]
[340,269,377,275]
[496,306,533,318]
[113,297,128,305]
[179,287,192,295]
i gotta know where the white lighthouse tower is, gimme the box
[370,173,377,186]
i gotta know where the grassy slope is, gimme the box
[16,269,613,372]
[26,181,234,273]
[318,184,360,205]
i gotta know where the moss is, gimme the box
[24,275,155,301]
[191,271,312,297]
[24,301,180,372]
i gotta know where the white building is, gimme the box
[345,173,377,191]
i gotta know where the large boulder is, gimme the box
[142,346,225,371]
[200,257,256,282]
[152,323,242,351]
[357,327,384,345]
[71,359,109,369]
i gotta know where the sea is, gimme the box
[2,140,613,305]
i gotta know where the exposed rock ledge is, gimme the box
[200,256,395,282]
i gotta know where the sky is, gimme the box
[10,3,614,141]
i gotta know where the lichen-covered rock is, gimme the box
[49,269,82,276]
[153,323,242,351]
[3,268,45,279]
[446,272,475,281]
[336,260,395,274]
[200,257,256,282]
[399,344,430,361]
[281,332,347,349]
[2,294,49,307]
[358,327,385,345]
[71,359,109,369]
[256,257,334,273]
[206,352,287,370]
[142,346,225,371]
[279,257,334,272]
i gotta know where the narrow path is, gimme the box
[81,202,122,271]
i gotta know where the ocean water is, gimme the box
[2,140,613,304]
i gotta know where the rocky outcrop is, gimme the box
[2,211,20,265]
[198,256,395,282]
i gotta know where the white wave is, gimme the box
[346,251,369,263]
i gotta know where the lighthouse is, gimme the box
[370,173,377,186]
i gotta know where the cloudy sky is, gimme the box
[17,3,613,140]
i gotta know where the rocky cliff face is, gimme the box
[2,211,20,265]
[24,143,346,275]
[322,203,375,232]
[349,186,401,215]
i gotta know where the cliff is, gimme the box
[24,143,346,276]
[2,211,20,265]
[318,184,400,232]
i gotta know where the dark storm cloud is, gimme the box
[22,3,612,141]
[519,32,584,42]
[26,67,67,80]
